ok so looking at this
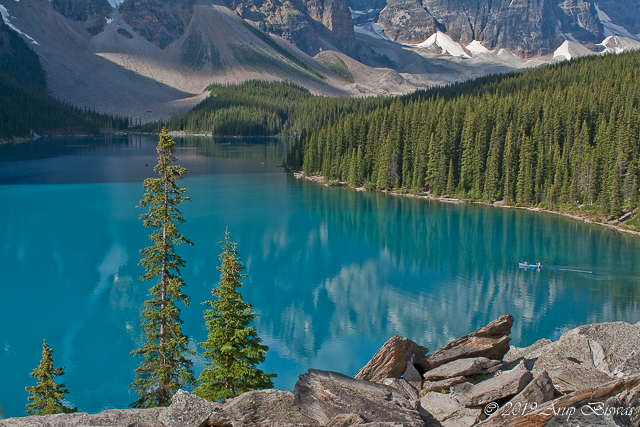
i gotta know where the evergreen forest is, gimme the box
[0,20,129,140]
[284,51,640,228]
[142,80,388,137]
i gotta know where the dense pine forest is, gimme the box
[146,80,388,136]
[0,20,129,140]
[284,51,640,228]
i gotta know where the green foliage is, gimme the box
[181,33,208,71]
[0,22,129,139]
[145,80,388,137]
[194,231,275,401]
[130,129,195,408]
[319,55,354,83]
[290,51,640,224]
[25,341,77,415]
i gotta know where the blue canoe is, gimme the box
[519,263,544,269]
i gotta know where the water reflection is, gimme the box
[1,135,640,418]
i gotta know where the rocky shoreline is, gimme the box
[292,172,640,238]
[2,315,639,426]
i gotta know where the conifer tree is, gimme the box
[194,231,276,401]
[25,340,77,415]
[131,129,195,408]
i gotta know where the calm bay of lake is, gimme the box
[1,134,640,418]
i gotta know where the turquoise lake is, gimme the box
[1,135,640,418]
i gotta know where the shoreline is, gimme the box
[292,172,640,238]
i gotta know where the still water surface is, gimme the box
[1,135,640,418]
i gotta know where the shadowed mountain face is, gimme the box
[51,0,113,35]
[353,0,640,56]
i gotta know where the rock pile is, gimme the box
[2,316,640,427]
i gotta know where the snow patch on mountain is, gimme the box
[353,21,393,42]
[0,4,39,45]
[594,4,640,41]
[598,36,640,54]
[416,31,470,58]
[466,40,492,55]
[553,40,594,61]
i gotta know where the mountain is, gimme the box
[2,0,640,124]
[350,0,640,57]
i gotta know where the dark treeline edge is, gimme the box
[284,50,640,230]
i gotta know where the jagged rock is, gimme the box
[354,336,429,383]
[402,361,423,390]
[119,0,193,49]
[481,374,640,427]
[326,413,367,426]
[614,351,640,377]
[423,357,500,381]
[422,376,467,393]
[476,371,557,426]
[158,389,222,427]
[566,321,640,375]
[531,352,614,393]
[50,0,112,35]
[503,338,553,364]
[294,369,424,426]
[418,315,513,372]
[0,408,166,426]
[214,389,319,427]
[381,378,420,401]
[418,392,481,427]
[464,369,533,407]
[613,384,640,426]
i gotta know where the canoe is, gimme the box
[519,263,544,269]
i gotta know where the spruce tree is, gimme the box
[194,231,276,401]
[25,340,77,415]
[130,129,195,408]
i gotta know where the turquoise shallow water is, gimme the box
[1,135,640,418]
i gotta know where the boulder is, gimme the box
[0,408,166,426]
[213,389,319,427]
[531,352,613,393]
[326,413,366,426]
[159,389,222,427]
[294,369,424,426]
[464,369,533,407]
[381,378,420,402]
[613,383,640,426]
[476,370,557,426]
[418,392,481,427]
[503,339,553,364]
[423,357,500,381]
[354,336,429,383]
[614,351,640,377]
[418,315,514,372]
[422,376,467,393]
[402,361,423,390]
[481,374,640,427]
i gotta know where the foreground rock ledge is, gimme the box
[2,317,640,427]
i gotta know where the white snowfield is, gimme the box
[466,40,492,55]
[416,31,470,58]
[594,4,640,41]
[0,4,38,45]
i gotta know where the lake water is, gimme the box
[1,135,640,418]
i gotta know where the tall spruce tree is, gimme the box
[194,231,276,401]
[130,129,195,408]
[25,340,77,415]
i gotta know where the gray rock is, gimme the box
[502,338,553,364]
[381,378,420,402]
[217,389,319,427]
[476,371,556,426]
[614,351,640,377]
[531,352,614,393]
[423,357,500,381]
[418,392,481,427]
[294,369,424,426]
[418,315,513,372]
[477,374,640,427]
[354,336,429,383]
[613,384,640,426]
[422,376,467,393]
[465,369,533,407]
[159,389,221,427]
[326,413,367,426]
[402,362,423,391]
[0,408,166,427]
